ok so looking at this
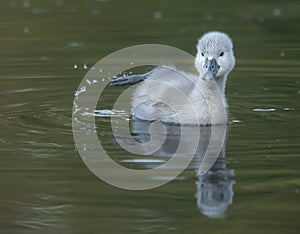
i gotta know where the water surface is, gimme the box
[0,0,299,233]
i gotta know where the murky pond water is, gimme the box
[1,0,299,233]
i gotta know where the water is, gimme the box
[1,0,300,233]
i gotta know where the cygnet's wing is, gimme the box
[132,67,198,123]
[109,70,154,86]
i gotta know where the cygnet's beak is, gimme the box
[203,58,220,80]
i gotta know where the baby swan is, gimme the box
[110,32,235,125]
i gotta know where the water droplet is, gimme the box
[273,8,281,16]
[23,26,29,33]
[74,86,86,96]
[40,56,50,61]
[68,41,83,48]
[258,17,265,23]
[23,0,30,8]
[154,11,162,19]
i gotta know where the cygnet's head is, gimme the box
[195,32,235,80]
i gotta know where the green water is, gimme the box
[1,0,299,233]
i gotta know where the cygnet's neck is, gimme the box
[191,74,228,109]
[215,75,227,95]
[198,75,227,95]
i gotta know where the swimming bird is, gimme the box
[110,32,235,125]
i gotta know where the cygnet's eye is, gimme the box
[219,52,224,57]
[201,52,204,56]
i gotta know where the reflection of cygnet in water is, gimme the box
[196,151,235,219]
[126,120,235,218]
[110,31,235,125]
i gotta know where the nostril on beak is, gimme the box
[203,58,220,79]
